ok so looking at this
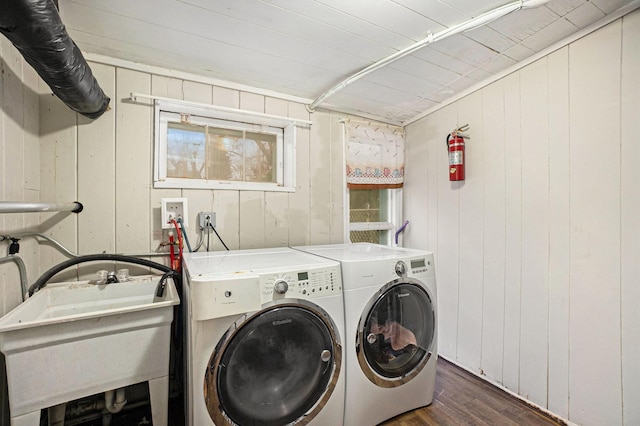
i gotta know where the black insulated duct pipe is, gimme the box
[0,0,110,119]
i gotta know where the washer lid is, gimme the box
[357,280,436,387]
[183,247,338,278]
[293,242,433,263]
[205,301,342,425]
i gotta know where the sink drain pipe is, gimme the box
[104,388,127,414]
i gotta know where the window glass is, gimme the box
[167,122,205,179]
[350,230,388,244]
[242,131,277,183]
[348,188,398,244]
[155,101,297,191]
[349,189,388,223]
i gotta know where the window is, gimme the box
[154,101,297,191]
[343,119,404,246]
[349,188,402,245]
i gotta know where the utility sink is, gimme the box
[0,275,180,426]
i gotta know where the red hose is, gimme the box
[168,232,176,270]
[170,219,183,272]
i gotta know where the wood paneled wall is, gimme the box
[0,39,40,317]
[404,10,640,425]
[35,63,345,278]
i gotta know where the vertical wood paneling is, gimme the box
[621,9,640,426]
[264,191,289,247]
[21,61,41,295]
[78,63,116,255]
[455,91,484,372]
[211,191,240,250]
[211,85,240,250]
[181,80,213,253]
[480,81,506,384]
[546,47,570,419]
[518,58,549,408]
[288,103,311,246]
[115,68,152,253]
[425,114,439,254]
[212,86,240,108]
[3,38,24,236]
[404,13,634,425]
[239,191,265,248]
[403,119,428,249]
[238,92,266,248]
[39,79,78,279]
[309,110,332,244]
[432,105,459,360]
[265,97,289,247]
[1,38,24,282]
[22,65,40,201]
[0,39,33,313]
[328,111,345,243]
[151,75,184,254]
[569,21,622,425]
[501,71,522,394]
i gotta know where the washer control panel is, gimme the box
[260,265,342,302]
[389,255,435,278]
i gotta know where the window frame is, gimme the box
[154,100,296,192]
[347,187,403,246]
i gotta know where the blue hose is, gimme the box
[177,217,193,252]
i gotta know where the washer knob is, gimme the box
[274,279,289,294]
[395,261,407,276]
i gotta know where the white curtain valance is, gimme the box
[345,121,404,188]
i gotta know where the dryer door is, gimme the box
[357,278,436,387]
[204,299,342,426]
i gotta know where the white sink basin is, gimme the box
[0,276,177,329]
[0,275,180,425]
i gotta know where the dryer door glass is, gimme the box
[207,305,337,426]
[361,282,435,381]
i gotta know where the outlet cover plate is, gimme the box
[161,197,188,229]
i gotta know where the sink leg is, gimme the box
[49,403,67,425]
[10,410,40,426]
[148,376,169,426]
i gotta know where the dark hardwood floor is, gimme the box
[380,358,565,426]
[67,357,564,426]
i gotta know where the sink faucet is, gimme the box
[106,271,119,284]
[96,270,120,284]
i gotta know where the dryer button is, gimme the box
[395,261,407,276]
[224,290,232,298]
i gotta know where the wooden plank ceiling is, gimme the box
[59,0,637,125]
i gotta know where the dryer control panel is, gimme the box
[260,266,342,302]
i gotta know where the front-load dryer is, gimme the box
[293,243,437,426]
[181,247,345,426]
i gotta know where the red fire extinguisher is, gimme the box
[446,125,470,181]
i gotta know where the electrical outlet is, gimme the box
[161,197,189,229]
[198,212,216,229]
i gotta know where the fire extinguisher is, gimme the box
[446,124,470,181]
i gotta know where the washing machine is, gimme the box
[293,243,437,426]
[181,247,345,426]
